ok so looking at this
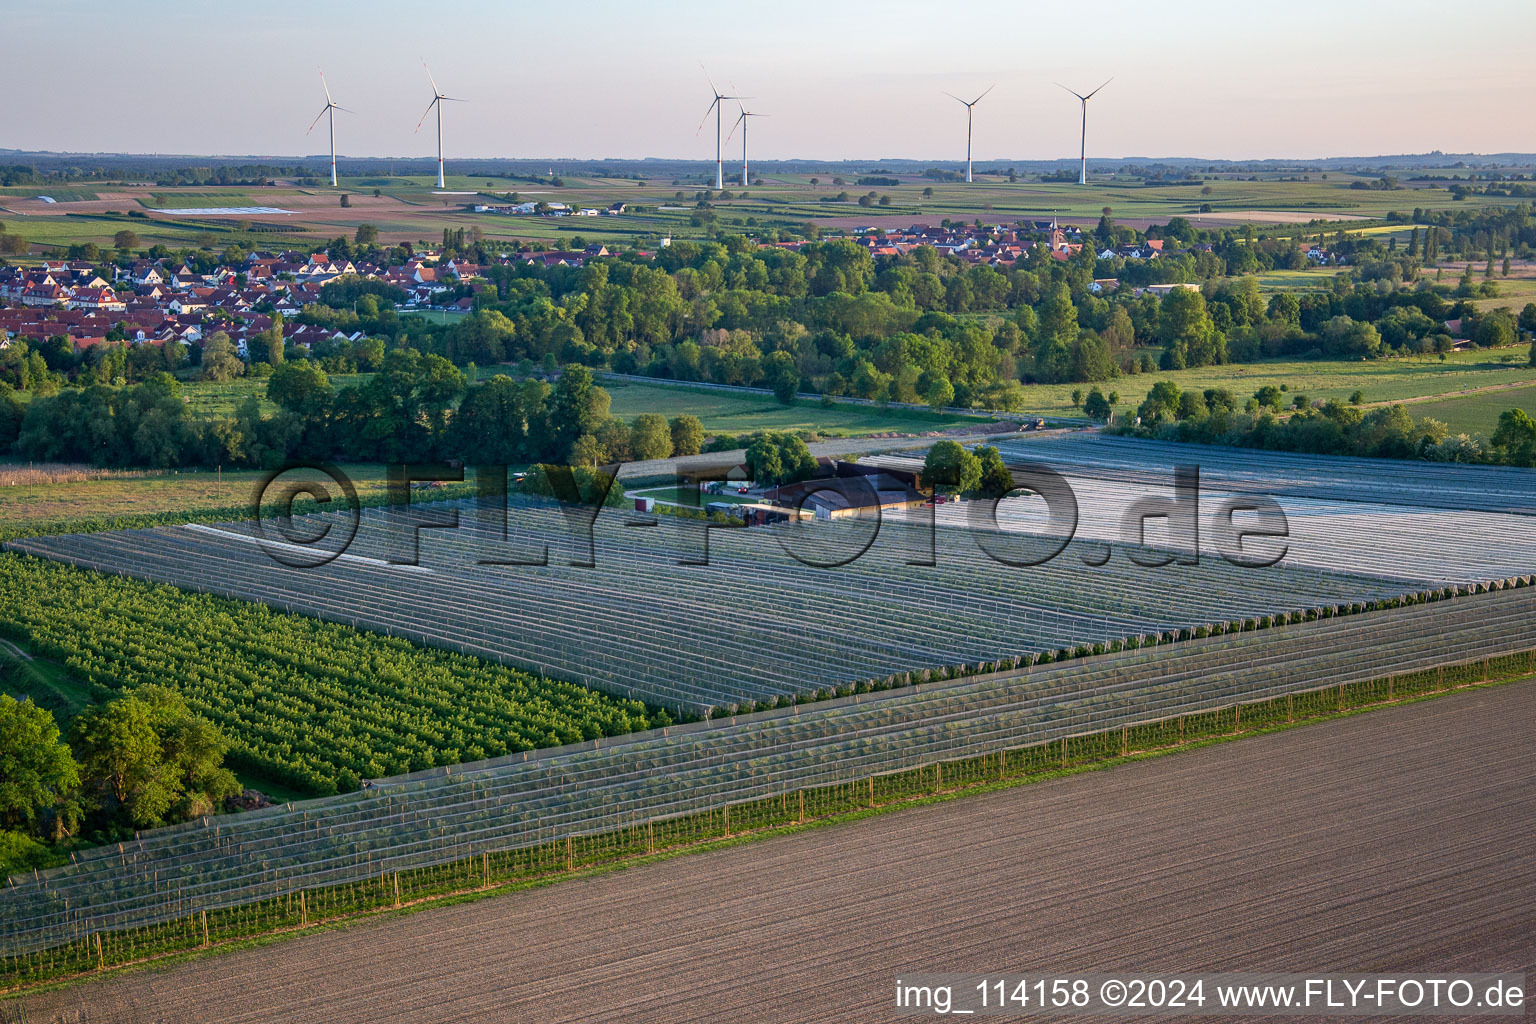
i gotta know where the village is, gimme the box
[0,217,1343,360]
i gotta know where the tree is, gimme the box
[1158,287,1220,368]
[0,386,23,454]
[1472,310,1516,350]
[71,696,175,828]
[354,223,380,245]
[925,375,955,411]
[970,445,1015,498]
[669,414,705,456]
[1254,385,1283,411]
[629,413,673,460]
[763,350,800,404]
[1518,303,1536,337]
[1082,387,1111,420]
[266,360,332,418]
[1176,390,1208,420]
[256,314,285,366]
[71,688,237,829]
[1492,408,1536,465]
[545,365,609,461]
[923,439,981,494]
[744,431,815,486]
[113,229,140,251]
[339,194,352,208]
[199,332,244,382]
[0,695,80,838]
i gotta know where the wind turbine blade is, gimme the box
[306,107,329,135]
[439,96,468,102]
[1085,77,1114,100]
[700,63,720,97]
[414,97,439,133]
[1056,83,1088,101]
[320,69,334,105]
[422,61,441,97]
[694,98,719,135]
[333,105,356,115]
[943,91,966,104]
[972,83,997,104]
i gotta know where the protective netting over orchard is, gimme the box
[870,434,1536,586]
[988,434,1536,515]
[9,491,1427,713]
[1,586,1532,956]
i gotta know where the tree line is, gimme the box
[2,357,710,471]
[1106,379,1536,467]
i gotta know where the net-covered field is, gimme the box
[871,441,1536,586]
[8,495,1422,713]
[2,585,1531,959]
[987,434,1536,514]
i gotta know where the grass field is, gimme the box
[164,372,984,435]
[0,461,423,538]
[1022,347,1536,423]
[603,379,983,435]
[1401,383,1536,435]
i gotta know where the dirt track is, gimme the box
[17,681,1536,1023]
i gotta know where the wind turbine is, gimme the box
[415,62,466,189]
[696,69,749,190]
[306,70,352,187]
[1058,79,1112,185]
[943,85,994,183]
[725,104,768,187]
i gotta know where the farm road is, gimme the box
[20,680,1536,1023]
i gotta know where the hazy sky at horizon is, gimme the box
[5,0,1532,163]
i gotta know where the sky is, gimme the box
[4,0,1533,164]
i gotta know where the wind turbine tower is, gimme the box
[306,71,352,187]
[416,62,465,189]
[697,70,748,190]
[1058,79,1112,185]
[944,85,994,183]
[727,105,768,187]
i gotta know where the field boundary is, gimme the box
[3,648,1532,994]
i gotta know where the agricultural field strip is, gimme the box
[6,592,1523,951]
[28,683,1530,1024]
[8,501,1416,710]
[866,464,1536,585]
[986,434,1536,515]
[2,587,1531,951]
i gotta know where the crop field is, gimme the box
[0,555,664,794]
[17,677,1532,1023]
[1,172,1520,253]
[1,585,1532,967]
[7,495,1430,712]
